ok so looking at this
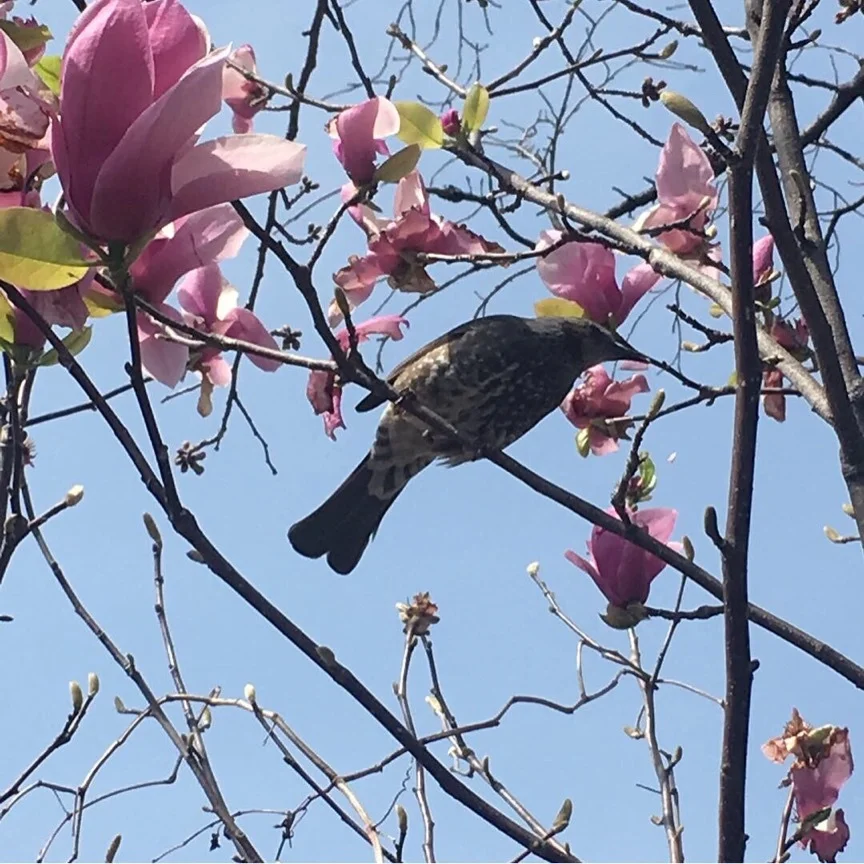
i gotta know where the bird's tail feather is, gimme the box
[288,455,401,575]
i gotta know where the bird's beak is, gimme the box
[614,334,649,365]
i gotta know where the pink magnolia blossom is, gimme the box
[763,317,809,423]
[139,263,279,400]
[763,710,853,863]
[307,315,409,438]
[753,233,775,285]
[222,44,266,133]
[566,507,678,608]
[635,123,718,258]
[440,108,460,136]
[536,230,660,326]
[51,0,306,244]
[0,21,53,187]
[329,96,400,185]
[332,171,503,323]
[561,364,649,455]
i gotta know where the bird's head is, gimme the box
[556,317,648,368]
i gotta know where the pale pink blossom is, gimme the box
[332,171,503,323]
[753,233,775,285]
[139,262,279,393]
[763,710,853,863]
[329,96,400,185]
[307,315,409,438]
[536,230,660,326]
[52,0,306,243]
[561,364,649,455]
[222,44,266,133]
[566,507,678,607]
[635,123,718,258]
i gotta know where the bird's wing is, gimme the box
[354,317,483,413]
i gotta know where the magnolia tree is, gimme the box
[0,0,861,861]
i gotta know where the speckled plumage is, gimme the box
[288,314,645,574]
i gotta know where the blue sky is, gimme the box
[2,0,863,861]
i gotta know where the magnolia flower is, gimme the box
[222,44,266,133]
[307,315,408,438]
[0,21,53,187]
[753,233,775,285]
[329,96,400,185]
[139,263,279,412]
[332,171,503,323]
[634,123,718,260]
[52,0,306,243]
[440,108,460,136]
[566,507,678,608]
[535,231,660,327]
[562,364,649,456]
[763,317,809,423]
[763,709,853,863]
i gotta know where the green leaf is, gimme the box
[576,427,591,458]
[38,326,92,367]
[373,144,422,183]
[462,83,490,133]
[0,208,93,290]
[0,20,52,54]
[638,453,657,498]
[534,297,585,319]
[394,101,444,149]
[34,55,61,96]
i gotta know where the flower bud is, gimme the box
[143,513,162,546]
[395,803,408,835]
[70,680,83,713]
[88,672,100,696]
[243,683,257,704]
[659,90,712,135]
[65,485,84,507]
[552,798,573,831]
[526,561,540,578]
[658,40,678,59]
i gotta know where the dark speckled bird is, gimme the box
[288,314,647,574]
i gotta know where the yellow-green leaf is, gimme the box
[0,208,93,290]
[462,83,490,133]
[373,144,422,183]
[38,326,92,367]
[0,20,52,54]
[83,290,123,318]
[394,101,444,149]
[0,292,15,344]
[576,427,591,458]
[534,297,585,319]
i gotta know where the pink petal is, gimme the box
[130,204,248,304]
[0,88,49,152]
[564,549,600,583]
[176,263,222,325]
[393,171,429,218]
[0,30,37,90]
[222,45,255,102]
[333,96,399,184]
[793,731,854,819]
[220,307,280,372]
[536,231,621,324]
[352,314,409,343]
[23,280,89,330]
[332,253,387,311]
[58,0,155,228]
[618,262,661,323]
[168,134,306,223]
[307,369,335,415]
[589,428,620,456]
[202,353,232,387]
[144,0,208,99]
[807,810,850,863]
[88,47,228,241]
[323,385,345,439]
[137,303,188,387]
[656,123,716,207]
[752,233,774,282]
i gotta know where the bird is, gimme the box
[288,314,647,575]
